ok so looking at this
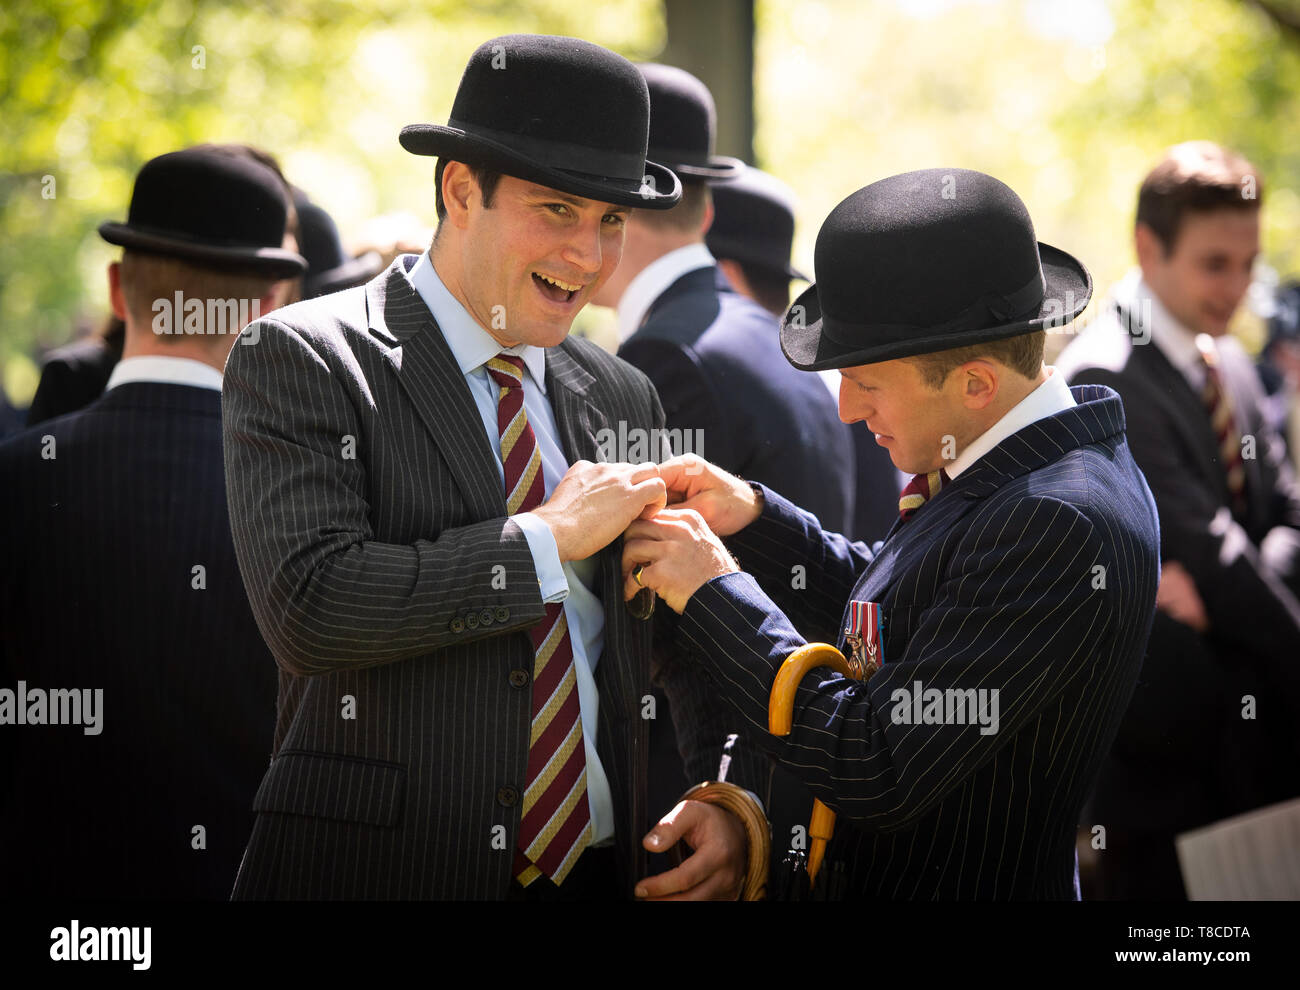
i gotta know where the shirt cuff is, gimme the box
[513,511,569,604]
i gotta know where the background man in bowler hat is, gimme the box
[222,34,766,900]
[620,168,1161,898]
[594,64,854,532]
[706,164,902,547]
[0,144,305,897]
[1057,141,1300,899]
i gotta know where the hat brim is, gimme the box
[99,222,308,279]
[305,250,385,298]
[661,155,745,182]
[780,242,1092,371]
[399,124,682,210]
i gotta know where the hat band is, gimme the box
[822,266,1047,346]
[448,119,647,181]
[649,143,717,167]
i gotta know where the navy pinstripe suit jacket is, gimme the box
[222,256,763,899]
[0,383,277,898]
[675,385,1160,898]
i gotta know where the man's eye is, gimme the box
[604,213,627,226]
[547,203,570,216]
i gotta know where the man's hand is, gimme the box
[1156,559,1210,633]
[656,454,763,537]
[636,800,746,900]
[622,509,739,613]
[527,461,666,562]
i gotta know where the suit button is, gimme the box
[479,608,494,627]
[496,606,510,623]
[508,669,529,689]
[466,612,480,630]
[497,786,520,807]
[449,617,465,634]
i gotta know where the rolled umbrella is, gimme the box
[767,642,867,892]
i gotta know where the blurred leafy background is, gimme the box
[3,0,1299,410]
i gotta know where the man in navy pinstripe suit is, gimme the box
[622,169,1161,898]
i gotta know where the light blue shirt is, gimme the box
[406,251,615,846]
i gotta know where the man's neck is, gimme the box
[120,327,229,373]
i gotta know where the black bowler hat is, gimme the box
[400,34,680,209]
[706,166,808,280]
[781,168,1092,370]
[99,146,307,279]
[293,190,384,298]
[638,63,743,183]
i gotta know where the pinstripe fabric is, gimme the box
[674,386,1160,898]
[0,384,277,898]
[221,255,768,899]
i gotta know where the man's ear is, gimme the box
[1135,222,1166,273]
[441,161,475,230]
[960,360,999,409]
[107,261,128,321]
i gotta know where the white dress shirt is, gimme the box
[946,366,1076,479]
[106,355,224,392]
[615,242,716,344]
[406,251,615,846]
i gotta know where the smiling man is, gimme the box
[1057,141,1300,898]
[221,34,767,901]
[619,168,1161,899]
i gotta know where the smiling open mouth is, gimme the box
[533,272,580,304]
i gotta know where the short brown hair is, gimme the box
[633,181,711,234]
[119,250,278,338]
[434,160,502,221]
[1136,141,1261,255]
[906,330,1046,390]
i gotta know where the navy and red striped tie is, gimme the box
[1195,334,1248,520]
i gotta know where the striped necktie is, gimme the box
[1194,334,1248,519]
[898,468,949,522]
[485,353,592,887]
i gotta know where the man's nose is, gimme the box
[562,219,604,274]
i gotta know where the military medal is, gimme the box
[844,599,883,680]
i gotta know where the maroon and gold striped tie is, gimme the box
[1195,334,1248,519]
[898,468,949,522]
[486,353,592,887]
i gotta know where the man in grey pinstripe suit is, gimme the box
[624,170,1161,898]
[221,34,765,900]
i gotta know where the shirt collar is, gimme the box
[1115,267,1206,385]
[946,366,1076,480]
[406,250,547,393]
[107,355,224,392]
[616,242,715,344]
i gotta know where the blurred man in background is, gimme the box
[0,145,305,897]
[1058,141,1300,899]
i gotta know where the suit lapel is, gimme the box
[367,261,506,520]
[1130,341,1227,499]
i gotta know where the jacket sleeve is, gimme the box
[221,317,548,676]
[675,493,1128,831]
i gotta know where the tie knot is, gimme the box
[898,468,949,522]
[487,353,526,390]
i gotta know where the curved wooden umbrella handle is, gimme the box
[768,642,862,736]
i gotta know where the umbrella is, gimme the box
[768,642,867,897]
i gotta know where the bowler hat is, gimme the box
[400,34,680,209]
[99,146,307,279]
[781,168,1092,370]
[706,165,808,280]
[293,191,384,298]
[639,63,742,183]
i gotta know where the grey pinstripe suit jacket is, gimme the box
[673,386,1160,898]
[221,256,762,899]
